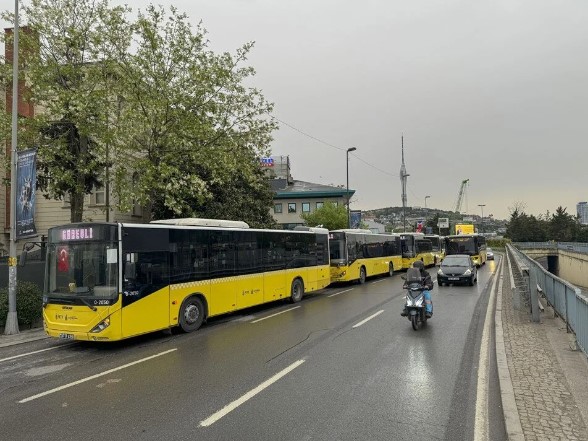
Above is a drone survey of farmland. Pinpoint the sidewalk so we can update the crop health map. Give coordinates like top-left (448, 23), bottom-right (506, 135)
top-left (497, 259), bottom-right (588, 441)
top-left (0, 327), bottom-right (48, 348)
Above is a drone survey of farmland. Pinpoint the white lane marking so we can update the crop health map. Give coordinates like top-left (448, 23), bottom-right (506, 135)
top-left (473, 263), bottom-right (500, 441)
top-left (328, 288), bottom-right (353, 298)
top-left (0, 344), bottom-right (73, 363)
top-left (371, 279), bottom-right (386, 284)
top-left (250, 306), bottom-right (300, 324)
top-left (199, 359), bottom-right (305, 427)
top-left (352, 310), bottom-right (385, 328)
top-left (19, 348), bottom-right (177, 403)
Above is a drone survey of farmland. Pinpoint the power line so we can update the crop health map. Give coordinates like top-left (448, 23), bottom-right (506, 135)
top-left (271, 116), bottom-right (399, 179)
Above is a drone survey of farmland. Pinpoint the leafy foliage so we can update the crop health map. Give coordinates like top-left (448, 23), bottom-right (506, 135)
top-left (301, 202), bottom-right (348, 230)
top-left (0, 0), bottom-right (131, 222)
top-left (0, 281), bottom-right (43, 328)
top-left (1, 1), bottom-right (277, 226)
top-left (108, 5), bottom-right (277, 223)
top-left (506, 205), bottom-right (588, 242)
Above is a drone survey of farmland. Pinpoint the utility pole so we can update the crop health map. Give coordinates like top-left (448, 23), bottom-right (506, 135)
top-left (346, 147), bottom-right (357, 228)
top-left (478, 204), bottom-right (486, 234)
top-left (400, 136), bottom-right (409, 232)
top-left (5, 0), bottom-right (20, 335)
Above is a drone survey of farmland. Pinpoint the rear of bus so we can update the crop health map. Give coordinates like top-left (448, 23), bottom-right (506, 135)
top-left (43, 223), bottom-right (122, 341)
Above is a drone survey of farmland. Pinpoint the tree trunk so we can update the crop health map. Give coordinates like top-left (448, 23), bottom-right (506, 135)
top-left (70, 135), bottom-right (89, 223)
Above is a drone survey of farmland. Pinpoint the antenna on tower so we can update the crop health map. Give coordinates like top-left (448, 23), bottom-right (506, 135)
top-left (400, 135), bottom-right (409, 232)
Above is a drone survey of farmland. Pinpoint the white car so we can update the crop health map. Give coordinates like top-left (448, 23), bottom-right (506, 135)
top-left (487, 248), bottom-right (494, 260)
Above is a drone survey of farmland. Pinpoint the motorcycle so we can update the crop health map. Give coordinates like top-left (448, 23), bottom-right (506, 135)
top-left (402, 267), bottom-right (430, 331)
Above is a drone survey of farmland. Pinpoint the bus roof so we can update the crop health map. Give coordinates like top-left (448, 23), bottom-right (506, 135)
top-left (150, 218), bottom-right (250, 228)
top-left (330, 229), bottom-right (373, 234)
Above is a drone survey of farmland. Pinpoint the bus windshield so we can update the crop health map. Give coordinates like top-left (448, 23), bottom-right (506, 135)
top-left (446, 236), bottom-right (476, 255)
top-left (46, 241), bottom-right (118, 299)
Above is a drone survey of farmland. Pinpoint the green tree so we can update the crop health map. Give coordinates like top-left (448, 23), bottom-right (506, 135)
top-left (301, 202), bottom-right (348, 230)
top-left (548, 206), bottom-right (577, 242)
top-left (0, 0), bottom-right (131, 222)
top-left (109, 5), bottom-right (277, 223)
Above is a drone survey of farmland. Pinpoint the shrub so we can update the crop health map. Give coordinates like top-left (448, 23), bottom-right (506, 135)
top-left (488, 238), bottom-right (511, 250)
top-left (0, 281), bottom-right (43, 328)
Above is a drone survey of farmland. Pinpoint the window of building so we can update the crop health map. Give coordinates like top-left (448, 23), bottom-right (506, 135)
top-left (302, 202), bottom-right (310, 213)
top-left (274, 203), bottom-right (283, 214)
top-left (288, 203), bottom-right (296, 213)
top-left (316, 202), bottom-right (324, 210)
top-left (92, 185), bottom-right (106, 206)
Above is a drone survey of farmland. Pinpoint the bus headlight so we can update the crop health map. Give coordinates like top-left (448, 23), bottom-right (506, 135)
top-left (90, 317), bottom-right (110, 333)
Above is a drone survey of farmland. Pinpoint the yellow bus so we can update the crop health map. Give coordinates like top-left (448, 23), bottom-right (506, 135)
top-left (425, 234), bottom-right (445, 265)
top-left (41, 219), bottom-right (331, 342)
top-left (400, 233), bottom-right (435, 269)
top-left (444, 233), bottom-right (487, 267)
top-left (329, 229), bottom-right (402, 284)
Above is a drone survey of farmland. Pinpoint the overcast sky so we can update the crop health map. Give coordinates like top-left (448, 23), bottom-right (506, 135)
top-left (5, 1), bottom-right (588, 220)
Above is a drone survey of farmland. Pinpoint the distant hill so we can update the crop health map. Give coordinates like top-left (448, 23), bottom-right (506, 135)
top-left (362, 206), bottom-right (507, 234)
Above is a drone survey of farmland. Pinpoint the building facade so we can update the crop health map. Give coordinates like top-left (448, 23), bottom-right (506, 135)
top-left (578, 202), bottom-right (588, 225)
top-left (269, 178), bottom-right (353, 229)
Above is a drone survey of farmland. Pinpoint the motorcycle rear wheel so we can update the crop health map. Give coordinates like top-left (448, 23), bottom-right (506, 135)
top-left (411, 314), bottom-right (418, 331)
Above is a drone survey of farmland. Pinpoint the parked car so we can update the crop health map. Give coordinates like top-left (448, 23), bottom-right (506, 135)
top-left (487, 247), bottom-right (494, 260)
top-left (437, 254), bottom-right (477, 286)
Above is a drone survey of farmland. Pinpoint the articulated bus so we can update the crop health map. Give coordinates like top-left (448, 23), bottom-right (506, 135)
top-left (329, 230), bottom-right (402, 284)
top-left (444, 233), bottom-right (487, 267)
top-left (400, 233), bottom-right (435, 269)
top-left (42, 219), bottom-right (330, 342)
top-left (425, 234), bottom-right (445, 265)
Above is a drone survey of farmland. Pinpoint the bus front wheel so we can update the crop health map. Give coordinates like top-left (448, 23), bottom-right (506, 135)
top-left (388, 263), bottom-right (394, 277)
top-left (290, 279), bottom-right (304, 303)
top-left (358, 267), bottom-right (366, 284)
top-left (179, 296), bottom-right (205, 333)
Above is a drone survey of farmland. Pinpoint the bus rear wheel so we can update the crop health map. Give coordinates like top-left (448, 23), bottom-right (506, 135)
top-left (179, 296), bottom-right (205, 333)
top-left (290, 279), bottom-right (304, 303)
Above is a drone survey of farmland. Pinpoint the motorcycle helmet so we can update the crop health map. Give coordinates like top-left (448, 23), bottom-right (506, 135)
top-left (412, 260), bottom-right (425, 270)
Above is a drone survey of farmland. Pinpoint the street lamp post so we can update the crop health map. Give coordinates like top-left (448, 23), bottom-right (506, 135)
top-left (425, 195), bottom-right (430, 209)
top-left (346, 147), bottom-right (357, 228)
top-left (478, 204), bottom-right (486, 234)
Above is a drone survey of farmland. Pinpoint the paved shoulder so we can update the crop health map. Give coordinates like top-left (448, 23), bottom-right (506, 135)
top-left (501, 276), bottom-right (588, 441)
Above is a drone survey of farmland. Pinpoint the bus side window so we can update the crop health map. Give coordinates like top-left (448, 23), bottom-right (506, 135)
top-left (124, 261), bottom-right (136, 286)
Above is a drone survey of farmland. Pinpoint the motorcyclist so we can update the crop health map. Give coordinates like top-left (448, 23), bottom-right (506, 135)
top-left (401, 260), bottom-right (434, 318)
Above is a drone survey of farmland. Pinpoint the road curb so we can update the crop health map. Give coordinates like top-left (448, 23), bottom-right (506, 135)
top-left (495, 257), bottom-right (525, 441)
top-left (0, 329), bottom-right (48, 348)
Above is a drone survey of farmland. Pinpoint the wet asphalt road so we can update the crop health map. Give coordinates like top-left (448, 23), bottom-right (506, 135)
top-left (0, 260), bottom-right (506, 441)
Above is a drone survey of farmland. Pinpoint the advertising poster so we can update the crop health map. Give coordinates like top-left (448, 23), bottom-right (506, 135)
top-left (16, 148), bottom-right (38, 239)
top-left (350, 210), bottom-right (362, 229)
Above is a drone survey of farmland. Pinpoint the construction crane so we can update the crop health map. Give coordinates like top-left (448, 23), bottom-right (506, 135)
top-left (454, 179), bottom-right (469, 213)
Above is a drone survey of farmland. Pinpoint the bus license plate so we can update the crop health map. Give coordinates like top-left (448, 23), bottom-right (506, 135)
top-left (448, 277), bottom-right (459, 281)
top-left (59, 333), bottom-right (74, 340)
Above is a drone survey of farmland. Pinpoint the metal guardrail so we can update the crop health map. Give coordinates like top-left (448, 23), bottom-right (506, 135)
top-left (507, 244), bottom-right (588, 358)
top-left (514, 241), bottom-right (588, 254)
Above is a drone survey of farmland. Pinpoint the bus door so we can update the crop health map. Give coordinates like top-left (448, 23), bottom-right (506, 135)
top-left (121, 251), bottom-right (170, 338)
top-left (209, 230), bottom-right (238, 314)
top-left (121, 228), bottom-right (170, 338)
top-left (235, 231), bottom-right (263, 309)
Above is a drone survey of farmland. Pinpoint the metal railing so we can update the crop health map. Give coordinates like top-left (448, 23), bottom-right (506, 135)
top-left (507, 244), bottom-right (588, 357)
top-left (514, 241), bottom-right (588, 254)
